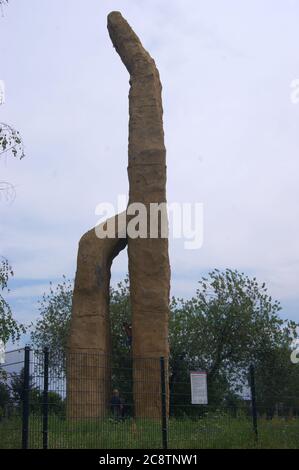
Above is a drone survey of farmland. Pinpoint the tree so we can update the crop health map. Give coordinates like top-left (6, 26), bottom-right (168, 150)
top-left (0, 123), bottom-right (25, 204)
top-left (254, 344), bottom-right (299, 418)
top-left (10, 368), bottom-right (42, 414)
top-left (10, 368), bottom-right (28, 405)
top-left (1, 1), bottom-right (26, 340)
top-left (0, 380), bottom-right (10, 419)
top-left (169, 269), bottom-right (298, 410)
top-left (30, 276), bottom-right (132, 379)
top-left (110, 276), bottom-right (131, 358)
top-left (0, 257), bottom-right (25, 344)
top-left (0, 128), bottom-right (26, 342)
top-left (30, 276), bottom-right (73, 373)
top-left (31, 276), bottom-right (132, 359)
top-left (0, 123), bottom-right (25, 161)
top-left (1, 1), bottom-right (25, 202)
top-left (31, 269), bottom-right (299, 414)
top-left (47, 391), bottom-right (66, 416)
top-left (109, 277), bottom-right (133, 406)
top-left (0, 5), bottom-right (25, 162)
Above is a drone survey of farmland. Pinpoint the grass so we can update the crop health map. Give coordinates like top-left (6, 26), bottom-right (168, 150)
top-left (0, 413), bottom-right (299, 449)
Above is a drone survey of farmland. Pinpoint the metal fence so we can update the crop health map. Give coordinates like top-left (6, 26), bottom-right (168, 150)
top-left (0, 347), bottom-right (298, 449)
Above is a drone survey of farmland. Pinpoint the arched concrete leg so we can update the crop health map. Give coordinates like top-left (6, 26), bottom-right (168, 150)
top-left (67, 214), bottom-right (127, 419)
top-left (108, 12), bottom-right (170, 418)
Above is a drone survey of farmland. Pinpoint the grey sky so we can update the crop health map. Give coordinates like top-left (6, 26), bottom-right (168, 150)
top-left (1, 0), bottom-right (299, 342)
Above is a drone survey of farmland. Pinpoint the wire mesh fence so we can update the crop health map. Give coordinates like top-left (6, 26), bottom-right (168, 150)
top-left (0, 348), bottom-right (24, 449)
top-left (0, 347), bottom-right (299, 449)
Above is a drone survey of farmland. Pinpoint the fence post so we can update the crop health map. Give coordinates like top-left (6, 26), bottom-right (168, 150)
top-left (42, 347), bottom-right (49, 449)
top-left (249, 364), bottom-right (258, 442)
top-left (160, 356), bottom-right (168, 449)
top-left (22, 346), bottom-right (30, 449)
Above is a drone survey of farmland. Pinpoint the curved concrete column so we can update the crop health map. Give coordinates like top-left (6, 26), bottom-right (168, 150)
top-left (67, 12), bottom-right (170, 420)
top-left (67, 214), bottom-right (126, 418)
top-left (108, 12), bottom-right (170, 418)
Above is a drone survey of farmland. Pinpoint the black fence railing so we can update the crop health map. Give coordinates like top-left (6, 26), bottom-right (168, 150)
top-left (0, 347), bottom-right (298, 449)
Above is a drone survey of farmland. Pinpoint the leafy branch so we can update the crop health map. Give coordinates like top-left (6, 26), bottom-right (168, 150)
top-left (0, 257), bottom-right (26, 344)
top-left (0, 123), bottom-right (25, 160)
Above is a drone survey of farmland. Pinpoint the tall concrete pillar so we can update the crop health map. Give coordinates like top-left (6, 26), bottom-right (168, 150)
top-left (108, 11), bottom-right (170, 418)
top-left (67, 12), bottom-right (170, 420)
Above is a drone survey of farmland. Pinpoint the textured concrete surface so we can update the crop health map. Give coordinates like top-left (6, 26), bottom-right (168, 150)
top-left (67, 12), bottom-right (170, 419)
top-left (67, 214), bottom-right (126, 418)
top-left (108, 11), bottom-right (170, 418)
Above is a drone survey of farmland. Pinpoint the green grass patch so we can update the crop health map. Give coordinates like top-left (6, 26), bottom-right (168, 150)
top-left (0, 413), bottom-right (298, 449)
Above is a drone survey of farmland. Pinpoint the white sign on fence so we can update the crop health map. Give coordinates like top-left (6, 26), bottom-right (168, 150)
top-left (190, 371), bottom-right (208, 405)
top-left (0, 340), bottom-right (5, 364)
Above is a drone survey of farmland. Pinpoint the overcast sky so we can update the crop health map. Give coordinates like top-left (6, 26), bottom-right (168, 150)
top-left (1, 0), bottom-right (299, 346)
